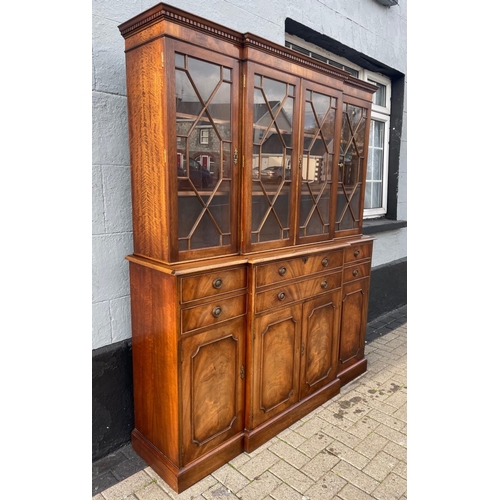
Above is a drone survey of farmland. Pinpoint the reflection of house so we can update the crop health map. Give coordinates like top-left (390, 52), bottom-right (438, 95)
top-left (176, 99), bottom-right (231, 178)
top-left (253, 101), bottom-right (292, 173)
top-left (253, 102), bottom-right (333, 182)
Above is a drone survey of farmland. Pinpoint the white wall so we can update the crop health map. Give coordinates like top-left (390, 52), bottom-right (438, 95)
top-left (92, 0), bottom-right (407, 349)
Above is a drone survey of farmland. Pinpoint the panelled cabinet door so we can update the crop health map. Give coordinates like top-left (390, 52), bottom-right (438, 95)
top-left (335, 97), bottom-right (371, 237)
top-left (168, 41), bottom-right (240, 261)
top-left (250, 305), bottom-right (302, 428)
top-left (297, 81), bottom-right (342, 244)
top-left (300, 290), bottom-right (341, 399)
top-left (339, 278), bottom-right (370, 372)
top-left (242, 64), bottom-right (301, 253)
top-left (180, 317), bottom-right (245, 465)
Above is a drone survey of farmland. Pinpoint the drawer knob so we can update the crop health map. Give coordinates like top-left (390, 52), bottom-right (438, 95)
top-left (212, 306), bottom-right (223, 318)
top-left (278, 266), bottom-right (287, 276)
top-left (302, 256), bottom-right (309, 263)
top-left (212, 278), bottom-right (223, 289)
top-left (353, 269), bottom-right (359, 277)
top-left (278, 292), bottom-right (286, 301)
top-left (354, 250), bottom-right (360, 257)
top-left (321, 280), bottom-right (328, 289)
top-left (322, 258), bottom-right (329, 267)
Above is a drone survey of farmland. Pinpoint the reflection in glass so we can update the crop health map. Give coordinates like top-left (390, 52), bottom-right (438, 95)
top-left (299, 90), bottom-right (336, 238)
top-left (251, 74), bottom-right (294, 244)
top-left (336, 103), bottom-right (367, 231)
top-left (175, 53), bottom-right (233, 252)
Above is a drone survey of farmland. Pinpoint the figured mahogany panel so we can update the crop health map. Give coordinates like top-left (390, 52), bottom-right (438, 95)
top-left (180, 267), bottom-right (247, 303)
top-left (125, 38), bottom-right (169, 262)
top-left (254, 271), bottom-right (342, 313)
top-left (181, 294), bottom-right (247, 333)
top-left (342, 261), bottom-right (371, 283)
top-left (181, 318), bottom-right (245, 464)
top-left (339, 278), bottom-right (369, 369)
top-left (255, 249), bottom-right (343, 287)
top-left (128, 263), bottom-right (180, 465)
top-left (251, 305), bottom-right (301, 428)
top-left (300, 291), bottom-right (341, 398)
top-left (344, 240), bottom-right (373, 263)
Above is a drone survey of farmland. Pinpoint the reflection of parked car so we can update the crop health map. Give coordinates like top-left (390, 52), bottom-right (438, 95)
top-left (252, 167), bottom-right (260, 179)
top-left (178, 158), bottom-right (212, 189)
top-left (261, 166), bottom-right (291, 183)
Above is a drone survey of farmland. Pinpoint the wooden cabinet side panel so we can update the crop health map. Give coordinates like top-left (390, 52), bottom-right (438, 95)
top-left (125, 39), bottom-right (168, 262)
top-left (129, 263), bottom-right (180, 465)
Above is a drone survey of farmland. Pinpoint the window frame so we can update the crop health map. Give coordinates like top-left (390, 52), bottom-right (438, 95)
top-left (284, 34), bottom-right (392, 218)
top-left (199, 127), bottom-right (210, 144)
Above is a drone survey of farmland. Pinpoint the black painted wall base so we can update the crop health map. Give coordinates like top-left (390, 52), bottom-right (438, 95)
top-left (92, 340), bottom-right (134, 462)
top-left (368, 257), bottom-right (407, 322)
top-left (92, 256), bottom-right (407, 462)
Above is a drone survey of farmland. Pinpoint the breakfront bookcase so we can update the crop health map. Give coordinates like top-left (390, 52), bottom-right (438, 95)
top-left (119, 3), bottom-right (377, 492)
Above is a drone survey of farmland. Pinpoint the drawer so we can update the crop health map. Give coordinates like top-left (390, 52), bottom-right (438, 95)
top-left (180, 267), bottom-right (247, 303)
top-left (255, 271), bottom-right (342, 313)
top-left (255, 249), bottom-right (344, 288)
top-left (344, 241), bottom-right (373, 264)
top-left (181, 294), bottom-right (247, 333)
top-left (343, 262), bottom-right (371, 283)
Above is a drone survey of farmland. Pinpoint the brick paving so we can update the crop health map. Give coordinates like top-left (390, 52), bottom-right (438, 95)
top-left (93, 306), bottom-right (407, 500)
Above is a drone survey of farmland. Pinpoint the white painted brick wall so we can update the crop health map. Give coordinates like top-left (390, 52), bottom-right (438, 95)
top-left (92, 0), bottom-right (407, 349)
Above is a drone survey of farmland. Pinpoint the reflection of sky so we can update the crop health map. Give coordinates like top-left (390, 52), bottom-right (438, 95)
top-left (176, 56), bottom-right (230, 104)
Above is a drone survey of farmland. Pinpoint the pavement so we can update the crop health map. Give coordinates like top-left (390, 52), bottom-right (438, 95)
top-left (92, 305), bottom-right (407, 500)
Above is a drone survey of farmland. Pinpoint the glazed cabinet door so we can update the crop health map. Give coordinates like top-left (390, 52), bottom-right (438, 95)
top-left (300, 290), bottom-right (341, 399)
top-left (335, 97), bottom-right (371, 237)
top-left (180, 317), bottom-right (245, 465)
top-left (297, 81), bottom-right (342, 244)
top-left (250, 305), bottom-right (302, 428)
top-left (168, 41), bottom-right (240, 261)
top-left (338, 278), bottom-right (370, 374)
top-left (242, 64), bottom-right (301, 252)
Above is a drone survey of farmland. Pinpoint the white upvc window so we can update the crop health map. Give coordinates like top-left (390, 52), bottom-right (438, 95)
top-left (285, 34), bottom-right (392, 218)
top-left (199, 128), bottom-right (209, 144)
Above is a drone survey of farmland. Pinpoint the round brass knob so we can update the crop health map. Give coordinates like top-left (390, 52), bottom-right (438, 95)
top-left (278, 292), bottom-right (286, 301)
top-left (212, 278), bottom-right (223, 289)
top-left (353, 269), bottom-right (359, 277)
top-left (322, 258), bottom-right (329, 267)
top-left (354, 250), bottom-right (360, 257)
top-left (278, 266), bottom-right (287, 276)
top-left (212, 306), bottom-right (223, 318)
top-left (321, 280), bottom-right (328, 289)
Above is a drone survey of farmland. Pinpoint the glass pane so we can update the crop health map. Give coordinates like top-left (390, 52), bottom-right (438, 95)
top-left (251, 74), bottom-right (294, 244)
top-left (207, 82), bottom-right (231, 141)
top-left (369, 80), bottom-right (386, 107)
top-left (336, 104), bottom-right (366, 232)
top-left (176, 53), bottom-right (234, 253)
top-left (187, 57), bottom-right (221, 102)
top-left (263, 78), bottom-right (287, 103)
top-left (175, 53), bottom-right (185, 68)
top-left (364, 182), bottom-right (373, 209)
top-left (372, 182), bottom-right (382, 208)
top-left (299, 89), bottom-right (335, 238)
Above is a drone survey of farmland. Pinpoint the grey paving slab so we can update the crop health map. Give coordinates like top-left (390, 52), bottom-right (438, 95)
top-left (93, 307), bottom-right (407, 500)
